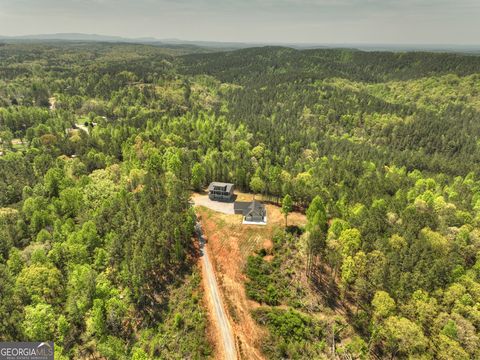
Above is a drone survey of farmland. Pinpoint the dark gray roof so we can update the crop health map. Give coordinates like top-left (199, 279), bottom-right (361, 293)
top-left (234, 201), bottom-right (251, 212)
top-left (234, 200), bottom-right (265, 216)
top-left (208, 182), bottom-right (234, 192)
top-left (248, 200), bottom-right (263, 210)
top-left (246, 200), bottom-right (265, 217)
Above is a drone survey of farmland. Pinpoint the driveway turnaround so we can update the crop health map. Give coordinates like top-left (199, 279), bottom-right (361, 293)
top-left (191, 194), bottom-right (235, 214)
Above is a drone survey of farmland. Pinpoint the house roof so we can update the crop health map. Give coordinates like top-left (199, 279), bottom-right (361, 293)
top-left (234, 200), bottom-right (265, 217)
top-left (208, 182), bottom-right (234, 192)
top-left (234, 201), bottom-right (251, 212)
top-left (246, 200), bottom-right (265, 217)
top-left (247, 200), bottom-right (263, 210)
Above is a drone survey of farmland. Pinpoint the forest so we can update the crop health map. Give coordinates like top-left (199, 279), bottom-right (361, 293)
top-left (1, 41), bottom-right (480, 359)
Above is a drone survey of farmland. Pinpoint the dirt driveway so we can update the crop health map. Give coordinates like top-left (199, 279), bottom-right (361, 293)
top-left (195, 223), bottom-right (237, 360)
top-left (191, 193), bottom-right (235, 214)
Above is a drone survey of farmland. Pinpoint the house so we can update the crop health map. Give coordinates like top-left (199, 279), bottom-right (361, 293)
top-left (234, 200), bottom-right (267, 224)
top-left (208, 182), bottom-right (235, 202)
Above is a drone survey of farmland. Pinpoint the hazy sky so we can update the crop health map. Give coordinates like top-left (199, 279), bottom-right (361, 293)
top-left (0, 0), bottom-right (479, 44)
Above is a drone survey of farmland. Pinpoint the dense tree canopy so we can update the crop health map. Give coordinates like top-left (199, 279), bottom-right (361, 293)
top-left (0, 41), bottom-right (479, 359)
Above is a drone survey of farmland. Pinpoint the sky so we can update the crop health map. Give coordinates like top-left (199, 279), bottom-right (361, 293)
top-left (0, 0), bottom-right (479, 44)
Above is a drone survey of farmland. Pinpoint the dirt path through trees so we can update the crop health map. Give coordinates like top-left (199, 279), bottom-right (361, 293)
top-left (195, 223), bottom-right (237, 360)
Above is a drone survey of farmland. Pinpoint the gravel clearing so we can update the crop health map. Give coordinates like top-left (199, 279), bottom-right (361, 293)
top-left (191, 193), bottom-right (235, 214)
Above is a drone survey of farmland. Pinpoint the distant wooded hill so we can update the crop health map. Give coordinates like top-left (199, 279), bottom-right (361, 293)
top-left (1, 33), bottom-right (479, 53)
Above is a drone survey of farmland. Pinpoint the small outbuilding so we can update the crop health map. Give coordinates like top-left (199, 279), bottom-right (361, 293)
top-left (208, 182), bottom-right (235, 202)
top-left (234, 200), bottom-right (267, 225)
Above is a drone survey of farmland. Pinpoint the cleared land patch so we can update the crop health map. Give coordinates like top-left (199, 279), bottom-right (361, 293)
top-left (195, 193), bottom-right (306, 360)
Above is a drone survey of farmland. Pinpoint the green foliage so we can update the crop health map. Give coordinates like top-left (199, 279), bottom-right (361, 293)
top-left (338, 228), bottom-right (361, 257)
top-left (0, 42), bottom-right (212, 355)
top-left (66, 264), bottom-right (96, 322)
top-left (245, 255), bottom-right (282, 305)
top-left (190, 162), bottom-right (206, 191)
top-left (15, 264), bottom-right (63, 305)
top-left (281, 194), bottom-right (293, 227)
top-left (135, 271), bottom-right (212, 359)
top-left (306, 195), bottom-right (327, 229)
top-left (442, 319), bottom-right (459, 340)
top-left (378, 316), bottom-right (428, 357)
top-left (372, 291), bottom-right (396, 320)
top-left (1, 41), bottom-right (480, 359)
top-left (22, 303), bottom-right (56, 341)
top-left (245, 231), bottom-right (304, 307)
top-left (250, 175), bottom-right (266, 195)
top-left (337, 336), bottom-right (368, 359)
top-left (253, 307), bottom-right (325, 359)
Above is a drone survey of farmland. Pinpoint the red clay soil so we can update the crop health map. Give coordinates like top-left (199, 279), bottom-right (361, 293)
top-left (196, 198), bottom-right (307, 360)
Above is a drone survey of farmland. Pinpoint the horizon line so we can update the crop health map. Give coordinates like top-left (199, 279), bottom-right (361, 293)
top-left (1, 32), bottom-right (480, 48)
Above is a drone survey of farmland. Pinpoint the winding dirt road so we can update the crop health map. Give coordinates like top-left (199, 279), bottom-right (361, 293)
top-left (195, 223), bottom-right (237, 360)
